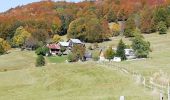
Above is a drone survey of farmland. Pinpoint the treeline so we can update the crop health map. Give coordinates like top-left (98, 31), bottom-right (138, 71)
top-left (0, 0), bottom-right (169, 50)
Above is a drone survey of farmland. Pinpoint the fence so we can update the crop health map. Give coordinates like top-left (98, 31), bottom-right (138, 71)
top-left (96, 61), bottom-right (170, 100)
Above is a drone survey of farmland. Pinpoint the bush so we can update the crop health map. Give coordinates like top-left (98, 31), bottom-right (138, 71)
top-left (67, 53), bottom-right (77, 62)
top-left (104, 47), bottom-right (115, 61)
top-left (111, 23), bottom-right (120, 36)
top-left (0, 45), bottom-right (5, 55)
top-left (157, 21), bottom-right (168, 34)
top-left (124, 28), bottom-right (134, 37)
top-left (36, 55), bottom-right (45, 67)
top-left (35, 46), bottom-right (49, 56)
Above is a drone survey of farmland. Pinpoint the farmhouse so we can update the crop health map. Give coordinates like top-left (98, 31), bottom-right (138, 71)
top-left (47, 39), bottom-right (84, 56)
top-left (58, 42), bottom-right (69, 48)
top-left (47, 43), bottom-right (60, 55)
top-left (68, 39), bottom-right (83, 47)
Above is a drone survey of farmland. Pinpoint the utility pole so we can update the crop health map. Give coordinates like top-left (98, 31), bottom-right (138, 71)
top-left (168, 83), bottom-right (170, 100)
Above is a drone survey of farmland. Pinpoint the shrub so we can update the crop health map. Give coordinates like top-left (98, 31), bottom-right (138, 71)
top-left (157, 21), bottom-right (168, 34)
top-left (104, 47), bottom-right (115, 61)
top-left (36, 55), bottom-right (45, 67)
top-left (35, 46), bottom-right (49, 56)
top-left (0, 45), bottom-right (5, 55)
top-left (67, 53), bottom-right (77, 62)
top-left (124, 28), bottom-right (134, 37)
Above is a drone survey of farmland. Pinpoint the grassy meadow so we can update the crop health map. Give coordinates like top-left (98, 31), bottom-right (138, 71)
top-left (0, 63), bottom-right (158, 100)
top-left (0, 30), bottom-right (170, 100)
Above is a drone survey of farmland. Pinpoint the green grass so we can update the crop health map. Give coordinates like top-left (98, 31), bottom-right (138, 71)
top-left (0, 30), bottom-right (170, 100)
top-left (0, 49), bottom-right (36, 71)
top-left (47, 55), bottom-right (68, 63)
top-left (0, 63), bottom-right (157, 100)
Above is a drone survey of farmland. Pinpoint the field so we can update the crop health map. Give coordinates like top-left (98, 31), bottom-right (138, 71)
top-left (0, 31), bottom-right (170, 100)
top-left (47, 55), bottom-right (68, 63)
top-left (0, 62), bottom-right (158, 100)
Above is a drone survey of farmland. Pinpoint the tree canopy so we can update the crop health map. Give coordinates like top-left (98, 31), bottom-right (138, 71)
top-left (67, 17), bottom-right (111, 43)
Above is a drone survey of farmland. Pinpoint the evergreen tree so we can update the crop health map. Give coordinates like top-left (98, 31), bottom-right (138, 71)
top-left (36, 55), bottom-right (45, 67)
top-left (106, 8), bottom-right (117, 23)
top-left (132, 36), bottom-right (151, 58)
top-left (157, 21), bottom-right (168, 34)
top-left (116, 39), bottom-right (126, 60)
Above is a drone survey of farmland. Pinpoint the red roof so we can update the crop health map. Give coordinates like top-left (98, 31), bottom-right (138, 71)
top-left (47, 44), bottom-right (60, 49)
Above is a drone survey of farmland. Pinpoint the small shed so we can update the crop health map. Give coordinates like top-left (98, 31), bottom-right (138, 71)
top-left (84, 52), bottom-right (92, 61)
top-left (124, 49), bottom-right (136, 59)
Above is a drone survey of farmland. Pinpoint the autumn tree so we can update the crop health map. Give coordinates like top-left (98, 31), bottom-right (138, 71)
top-left (68, 17), bottom-right (111, 43)
top-left (68, 44), bottom-right (86, 62)
top-left (52, 34), bottom-right (61, 43)
top-left (140, 7), bottom-right (156, 33)
top-left (24, 36), bottom-right (38, 50)
top-left (124, 15), bottom-right (136, 37)
top-left (110, 23), bottom-right (120, 36)
top-left (0, 38), bottom-right (11, 54)
top-left (12, 26), bottom-right (31, 47)
top-left (105, 8), bottom-right (117, 22)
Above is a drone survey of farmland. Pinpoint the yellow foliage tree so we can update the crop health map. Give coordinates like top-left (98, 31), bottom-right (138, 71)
top-left (111, 23), bottom-right (120, 36)
top-left (0, 38), bottom-right (11, 53)
top-left (12, 26), bottom-right (31, 47)
top-left (52, 34), bottom-right (61, 43)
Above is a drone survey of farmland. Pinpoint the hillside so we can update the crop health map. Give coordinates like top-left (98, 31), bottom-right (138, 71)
top-left (0, 0), bottom-right (169, 41)
top-left (0, 30), bottom-right (169, 99)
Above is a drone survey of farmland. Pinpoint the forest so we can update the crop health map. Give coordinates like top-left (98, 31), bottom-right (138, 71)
top-left (0, 0), bottom-right (170, 53)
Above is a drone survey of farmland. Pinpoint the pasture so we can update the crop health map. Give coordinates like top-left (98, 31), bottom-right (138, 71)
top-left (0, 63), bottom-right (158, 100)
top-left (0, 30), bottom-right (169, 100)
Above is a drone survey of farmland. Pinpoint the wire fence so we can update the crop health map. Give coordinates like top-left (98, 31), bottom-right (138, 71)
top-left (96, 61), bottom-right (170, 100)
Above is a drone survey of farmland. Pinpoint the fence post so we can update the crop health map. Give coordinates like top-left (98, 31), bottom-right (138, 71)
top-left (120, 96), bottom-right (125, 100)
top-left (160, 93), bottom-right (163, 100)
